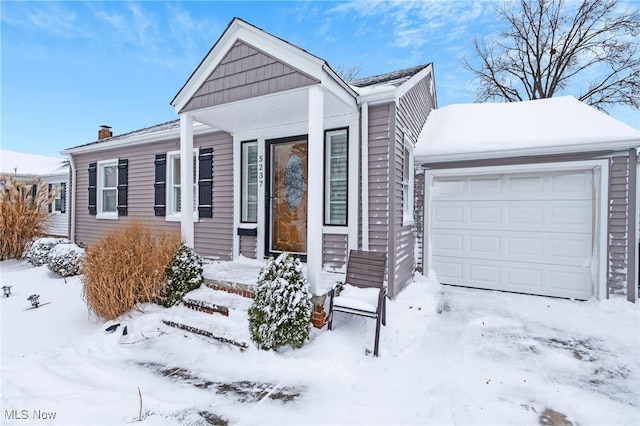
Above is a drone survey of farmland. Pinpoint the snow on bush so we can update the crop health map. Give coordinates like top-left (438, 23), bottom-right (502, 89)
top-left (248, 253), bottom-right (313, 350)
top-left (47, 243), bottom-right (85, 277)
top-left (26, 237), bottom-right (69, 267)
top-left (159, 244), bottom-right (204, 307)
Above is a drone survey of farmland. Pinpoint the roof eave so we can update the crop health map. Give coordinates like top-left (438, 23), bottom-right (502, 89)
top-left (416, 138), bottom-right (640, 164)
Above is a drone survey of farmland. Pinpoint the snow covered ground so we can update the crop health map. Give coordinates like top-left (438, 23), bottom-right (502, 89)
top-left (1, 259), bottom-right (638, 425)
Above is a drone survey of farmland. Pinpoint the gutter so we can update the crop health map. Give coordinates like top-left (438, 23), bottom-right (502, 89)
top-left (68, 155), bottom-right (77, 242)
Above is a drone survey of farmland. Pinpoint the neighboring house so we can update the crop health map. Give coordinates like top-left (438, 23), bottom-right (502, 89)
top-left (61, 18), bottom-right (437, 300)
top-left (415, 96), bottom-right (640, 302)
top-left (0, 150), bottom-right (70, 237)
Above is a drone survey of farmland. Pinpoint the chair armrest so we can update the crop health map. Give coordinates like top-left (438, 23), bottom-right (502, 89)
top-left (377, 287), bottom-right (387, 305)
top-left (332, 281), bottom-right (344, 297)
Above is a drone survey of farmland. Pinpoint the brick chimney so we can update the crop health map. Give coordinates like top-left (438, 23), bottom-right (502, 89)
top-left (98, 125), bottom-right (113, 140)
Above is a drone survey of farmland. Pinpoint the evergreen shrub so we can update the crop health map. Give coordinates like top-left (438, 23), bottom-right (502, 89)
top-left (27, 237), bottom-right (69, 266)
top-left (248, 253), bottom-right (313, 350)
top-left (159, 243), bottom-right (204, 307)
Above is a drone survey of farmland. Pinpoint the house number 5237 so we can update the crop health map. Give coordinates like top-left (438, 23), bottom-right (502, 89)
top-left (258, 155), bottom-right (264, 187)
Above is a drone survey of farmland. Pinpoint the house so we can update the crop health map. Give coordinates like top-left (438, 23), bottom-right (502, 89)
top-left (0, 150), bottom-right (70, 237)
top-left (414, 96), bottom-right (640, 302)
top-left (61, 18), bottom-right (437, 304)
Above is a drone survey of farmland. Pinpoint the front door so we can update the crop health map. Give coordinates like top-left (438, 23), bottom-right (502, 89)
top-left (268, 138), bottom-right (308, 255)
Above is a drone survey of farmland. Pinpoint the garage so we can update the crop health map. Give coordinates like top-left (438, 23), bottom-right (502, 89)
top-left (429, 169), bottom-right (594, 300)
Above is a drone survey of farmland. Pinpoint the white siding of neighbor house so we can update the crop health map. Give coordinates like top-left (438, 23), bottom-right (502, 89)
top-left (43, 175), bottom-right (70, 237)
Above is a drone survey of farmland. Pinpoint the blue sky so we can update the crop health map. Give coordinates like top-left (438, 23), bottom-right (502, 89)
top-left (2, 0), bottom-right (638, 157)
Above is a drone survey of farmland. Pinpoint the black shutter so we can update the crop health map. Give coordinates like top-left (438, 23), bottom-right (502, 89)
top-left (88, 163), bottom-right (97, 215)
top-left (117, 159), bottom-right (128, 216)
top-left (154, 154), bottom-right (166, 216)
top-left (48, 183), bottom-right (53, 213)
top-left (198, 148), bottom-right (213, 218)
top-left (60, 182), bottom-right (66, 214)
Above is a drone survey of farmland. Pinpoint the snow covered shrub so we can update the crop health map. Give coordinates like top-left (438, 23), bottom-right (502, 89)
top-left (0, 175), bottom-right (56, 260)
top-left (26, 237), bottom-right (69, 267)
top-left (82, 221), bottom-right (180, 320)
top-left (47, 243), bottom-right (85, 277)
top-left (248, 253), bottom-right (313, 350)
top-left (159, 243), bottom-right (204, 307)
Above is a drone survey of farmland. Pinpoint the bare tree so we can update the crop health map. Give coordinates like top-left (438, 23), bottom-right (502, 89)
top-left (464, 0), bottom-right (640, 111)
top-left (335, 63), bottom-right (363, 83)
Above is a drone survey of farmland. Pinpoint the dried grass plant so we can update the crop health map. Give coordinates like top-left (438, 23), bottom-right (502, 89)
top-left (0, 174), bottom-right (56, 260)
top-left (81, 220), bottom-right (180, 320)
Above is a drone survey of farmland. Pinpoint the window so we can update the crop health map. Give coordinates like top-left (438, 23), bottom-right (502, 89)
top-left (402, 135), bottom-right (414, 225)
top-left (324, 129), bottom-right (348, 225)
top-left (98, 159), bottom-right (118, 218)
top-left (167, 150), bottom-right (198, 219)
top-left (241, 141), bottom-right (258, 223)
top-left (49, 182), bottom-right (66, 213)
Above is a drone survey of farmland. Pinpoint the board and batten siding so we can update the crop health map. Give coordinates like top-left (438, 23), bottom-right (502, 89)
top-left (181, 40), bottom-right (319, 113)
top-left (72, 130), bottom-right (235, 260)
top-left (392, 72), bottom-right (436, 295)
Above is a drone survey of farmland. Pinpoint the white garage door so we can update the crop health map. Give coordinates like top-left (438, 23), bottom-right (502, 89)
top-left (431, 170), bottom-right (594, 300)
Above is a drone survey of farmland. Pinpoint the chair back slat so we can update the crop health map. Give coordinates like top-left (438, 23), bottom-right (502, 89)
top-left (345, 250), bottom-right (386, 289)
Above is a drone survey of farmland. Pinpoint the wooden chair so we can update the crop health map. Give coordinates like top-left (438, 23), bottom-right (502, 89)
top-left (328, 250), bottom-right (387, 356)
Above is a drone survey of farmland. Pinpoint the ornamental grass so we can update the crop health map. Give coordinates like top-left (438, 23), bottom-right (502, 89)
top-left (0, 174), bottom-right (56, 260)
top-left (81, 220), bottom-right (180, 320)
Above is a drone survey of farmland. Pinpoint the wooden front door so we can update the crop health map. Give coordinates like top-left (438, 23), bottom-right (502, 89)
top-left (269, 138), bottom-right (308, 254)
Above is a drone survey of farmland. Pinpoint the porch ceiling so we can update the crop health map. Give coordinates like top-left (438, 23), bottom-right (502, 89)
top-left (188, 86), bottom-right (356, 135)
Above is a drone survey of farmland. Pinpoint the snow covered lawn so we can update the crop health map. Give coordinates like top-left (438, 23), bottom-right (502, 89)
top-left (1, 259), bottom-right (638, 425)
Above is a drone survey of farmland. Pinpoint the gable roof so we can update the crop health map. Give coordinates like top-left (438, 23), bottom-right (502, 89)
top-left (415, 96), bottom-right (640, 163)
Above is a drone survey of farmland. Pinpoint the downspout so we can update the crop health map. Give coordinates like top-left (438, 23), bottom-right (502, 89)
top-left (69, 155), bottom-right (77, 242)
top-left (361, 102), bottom-right (369, 251)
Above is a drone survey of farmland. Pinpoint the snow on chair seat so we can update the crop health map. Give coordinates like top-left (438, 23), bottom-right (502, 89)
top-left (328, 250), bottom-right (387, 357)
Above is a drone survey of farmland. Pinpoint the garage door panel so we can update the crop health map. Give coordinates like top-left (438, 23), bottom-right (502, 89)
top-left (430, 169), bottom-right (594, 300)
top-left (432, 229), bottom-right (591, 266)
top-left (433, 256), bottom-right (592, 299)
top-left (433, 200), bottom-right (591, 233)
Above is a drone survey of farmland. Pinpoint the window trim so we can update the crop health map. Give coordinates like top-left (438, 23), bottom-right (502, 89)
top-left (323, 127), bottom-right (349, 226)
top-left (165, 149), bottom-right (199, 222)
top-left (402, 135), bottom-right (415, 226)
top-left (50, 182), bottom-right (66, 214)
top-left (97, 159), bottom-right (118, 220)
top-left (241, 140), bottom-right (258, 223)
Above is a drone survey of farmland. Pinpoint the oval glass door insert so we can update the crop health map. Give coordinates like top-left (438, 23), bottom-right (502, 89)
top-left (284, 154), bottom-right (303, 210)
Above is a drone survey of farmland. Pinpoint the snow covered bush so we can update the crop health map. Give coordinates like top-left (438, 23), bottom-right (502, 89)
top-left (26, 237), bottom-right (69, 267)
top-left (248, 253), bottom-right (313, 350)
top-left (47, 243), bottom-right (85, 277)
top-left (159, 244), bottom-right (204, 307)
top-left (82, 221), bottom-right (180, 320)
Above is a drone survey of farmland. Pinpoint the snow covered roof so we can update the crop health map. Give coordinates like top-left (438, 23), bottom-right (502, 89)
top-left (415, 96), bottom-right (640, 163)
top-left (349, 64), bottom-right (430, 89)
top-left (0, 150), bottom-right (68, 176)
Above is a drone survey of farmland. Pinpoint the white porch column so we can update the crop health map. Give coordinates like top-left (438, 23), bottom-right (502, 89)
top-left (180, 113), bottom-right (195, 248)
top-left (307, 85), bottom-right (324, 295)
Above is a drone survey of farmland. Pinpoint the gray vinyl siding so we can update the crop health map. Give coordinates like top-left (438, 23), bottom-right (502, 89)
top-left (367, 104), bottom-right (392, 258)
top-left (72, 139), bottom-right (181, 246)
top-left (181, 40), bottom-right (319, 113)
top-left (322, 233), bottom-right (348, 270)
top-left (239, 234), bottom-right (257, 259)
top-left (193, 131), bottom-right (234, 260)
top-left (607, 153), bottom-right (636, 299)
top-left (72, 130), bottom-right (234, 261)
top-left (392, 71), bottom-right (436, 295)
